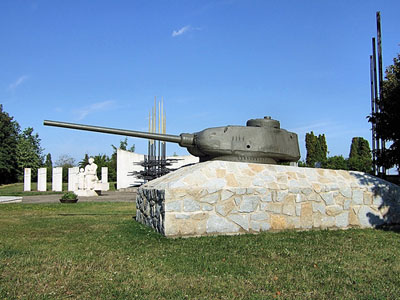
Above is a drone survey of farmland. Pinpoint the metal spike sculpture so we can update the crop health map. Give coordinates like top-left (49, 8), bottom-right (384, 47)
top-left (132, 97), bottom-right (179, 182)
top-left (369, 11), bottom-right (385, 176)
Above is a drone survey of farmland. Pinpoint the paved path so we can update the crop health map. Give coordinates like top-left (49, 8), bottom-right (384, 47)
top-left (0, 196), bottom-right (22, 204)
top-left (21, 190), bottom-right (137, 204)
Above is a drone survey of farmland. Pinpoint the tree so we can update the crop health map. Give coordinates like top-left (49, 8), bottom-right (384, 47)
top-left (305, 131), bottom-right (328, 167)
top-left (92, 154), bottom-right (111, 178)
top-left (79, 154), bottom-right (89, 169)
top-left (0, 105), bottom-right (19, 184)
top-left (16, 127), bottom-right (44, 181)
top-left (322, 155), bottom-right (348, 171)
top-left (348, 137), bottom-right (372, 173)
top-left (369, 53), bottom-right (400, 172)
top-left (44, 153), bottom-right (53, 182)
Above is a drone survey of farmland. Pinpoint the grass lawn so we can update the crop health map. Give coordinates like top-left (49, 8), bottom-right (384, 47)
top-left (0, 182), bottom-right (117, 196)
top-left (0, 202), bottom-right (399, 299)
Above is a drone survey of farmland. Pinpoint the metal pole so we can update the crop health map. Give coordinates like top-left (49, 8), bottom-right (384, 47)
top-left (370, 55), bottom-right (376, 175)
top-left (376, 11), bottom-right (386, 175)
top-left (372, 37), bottom-right (380, 174)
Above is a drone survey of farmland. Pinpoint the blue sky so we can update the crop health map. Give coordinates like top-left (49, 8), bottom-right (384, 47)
top-left (1, 0), bottom-right (400, 164)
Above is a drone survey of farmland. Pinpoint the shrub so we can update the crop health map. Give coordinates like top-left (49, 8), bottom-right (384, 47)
top-left (61, 192), bottom-right (78, 200)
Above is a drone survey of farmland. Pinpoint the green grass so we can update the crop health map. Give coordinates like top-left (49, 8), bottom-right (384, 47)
top-left (0, 182), bottom-right (117, 196)
top-left (0, 202), bottom-right (399, 299)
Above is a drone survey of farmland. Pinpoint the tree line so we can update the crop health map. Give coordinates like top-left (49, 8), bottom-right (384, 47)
top-left (0, 105), bottom-right (43, 184)
top-left (0, 104), bottom-right (134, 185)
top-left (303, 132), bottom-right (372, 173)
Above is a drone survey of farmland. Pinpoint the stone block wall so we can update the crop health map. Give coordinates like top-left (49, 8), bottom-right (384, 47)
top-left (136, 161), bottom-right (400, 237)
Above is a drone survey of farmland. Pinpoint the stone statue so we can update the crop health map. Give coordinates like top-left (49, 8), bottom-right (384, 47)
top-left (73, 158), bottom-right (109, 196)
top-left (84, 157), bottom-right (99, 190)
top-left (77, 168), bottom-right (85, 190)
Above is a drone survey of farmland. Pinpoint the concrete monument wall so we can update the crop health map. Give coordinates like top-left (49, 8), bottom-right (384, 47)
top-left (136, 161), bottom-right (400, 237)
top-left (52, 167), bottom-right (63, 192)
top-left (117, 149), bottom-right (199, 189)
top-left (24, 168), bottom-right (31, 191)
top-left (117, 150), bottom-right (145, 189)
top-left (37, 168), bottom-right (47, 192)
top-left (68, 167), bottom-right (79, 191)
top-left (101, 167), bottom-right (108, 183)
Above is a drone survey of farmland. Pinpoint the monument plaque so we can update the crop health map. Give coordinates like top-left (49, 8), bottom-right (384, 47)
top-left (24, 168), bottom-right (31, 191)
top-left (68, 167), bottom-right (79, 191)
top-left (52, 167), bottom-right (63, 192)
top-left (37, 168), bottom-right (47, 191)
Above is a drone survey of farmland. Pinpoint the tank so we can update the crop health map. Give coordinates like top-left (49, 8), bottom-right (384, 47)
top-left (43, 116), bottom-right (300, 164)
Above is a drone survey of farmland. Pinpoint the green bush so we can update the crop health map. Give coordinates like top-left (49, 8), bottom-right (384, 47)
top-left (60, 192), bottom-right (78, 200)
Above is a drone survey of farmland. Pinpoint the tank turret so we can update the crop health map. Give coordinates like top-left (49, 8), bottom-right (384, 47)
top-left (43, 116), bottom-right (300, 164)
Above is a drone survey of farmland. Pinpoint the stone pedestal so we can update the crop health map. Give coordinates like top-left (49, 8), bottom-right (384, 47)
top-left (136, 161), bottom-right (400, 238)
top-left (75, 189), bottom-right (99, 197)
top-left (52, 167), bottom-right (63, 192)
top-left (68, 167), bottom-right (79, 191)
top-left (24, 168), bottom-right (31, 191)
top-left (37, 168), bottom-right (47, 192)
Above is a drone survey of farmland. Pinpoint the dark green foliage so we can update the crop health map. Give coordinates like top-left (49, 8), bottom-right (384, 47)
top-left (60, 191), bottom-right (78, 200)
top-left (369, 53), bottom-right (400, 172)
top-left (79, 153), bottom-right (89, 169)
top-left (92, 154), bottom-right (111, 178)
top-left (111, 137), bottom-right (135, 153)
top-left (322, 155), bottom-right (349, 170)
top-left (348, 137), bottom-right (372, 173)
top-left (44, 153), bottom-right (53, 182)
top-left (0, 105), bottom-right (19, 184)
top-left (305, 133), bottom-right (372, 172)
top-left (305, 131), bottom-right (327, 167)
top-left (297, 160), bottom-right (307, 167)
top-left (15, 127), bottom-right (44, 181)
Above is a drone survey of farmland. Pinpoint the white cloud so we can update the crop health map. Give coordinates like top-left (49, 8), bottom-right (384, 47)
top-left (74, 100), bottom-right (115, 120)
top-left (172, 25), bottom-right (191, 37)
top-left (9, 75), bottom-right (29, 90)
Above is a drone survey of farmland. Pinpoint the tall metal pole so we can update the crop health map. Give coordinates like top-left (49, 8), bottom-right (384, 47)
top-left (369, 55), bottom-right (376, 175)
top-left (376, 11), bottom-right (385, 175)
top-left (372, 37), bottom-right (379, 167)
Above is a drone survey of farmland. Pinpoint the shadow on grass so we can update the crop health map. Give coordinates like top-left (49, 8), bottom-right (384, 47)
top-left (351, 172), bottom-right (400, 233)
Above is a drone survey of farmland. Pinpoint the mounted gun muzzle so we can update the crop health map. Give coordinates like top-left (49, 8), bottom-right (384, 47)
top-left (44, 116), bottom-right (300, 164)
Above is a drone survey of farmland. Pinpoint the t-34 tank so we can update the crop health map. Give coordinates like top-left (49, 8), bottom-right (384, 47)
top-left (43, 116), bottom-right (300, 164)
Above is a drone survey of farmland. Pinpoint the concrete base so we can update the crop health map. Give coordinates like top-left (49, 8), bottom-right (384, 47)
top-left (95, 182), bottom-right (109, 191)
top-left (74, 182), bottom-right (109, 197)
top-left (75, 190), bottom-right (99, 197)
top-left (0, 196), bottom-right (23, 204)
top-left (136, 161), bottom-right (400, 238)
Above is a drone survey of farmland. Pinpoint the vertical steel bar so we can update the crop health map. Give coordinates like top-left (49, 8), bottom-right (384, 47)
top-left (376, 11), bottom-right (386, 175)
top-left (372, 37), bottom-right (380, 174)
top-left (370, 55), bottom-right (376, 175)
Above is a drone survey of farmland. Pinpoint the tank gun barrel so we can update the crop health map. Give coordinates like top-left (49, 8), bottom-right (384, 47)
top-left (43, 120), bottom-right (189, 144)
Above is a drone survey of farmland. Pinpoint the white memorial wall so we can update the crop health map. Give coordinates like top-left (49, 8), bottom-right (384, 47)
top-left (68, 167), bottom-right (79, 191)
top-left (37, 168), bottom-right (47, 191)
top-left (52, 167), bottom-right (63, 192)
top-left (117, 149), bottom-right (199, 189)
top-left (24, 168), bottom-right (31, 191)
top-left (101, 167), bottom-right (108, 183)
